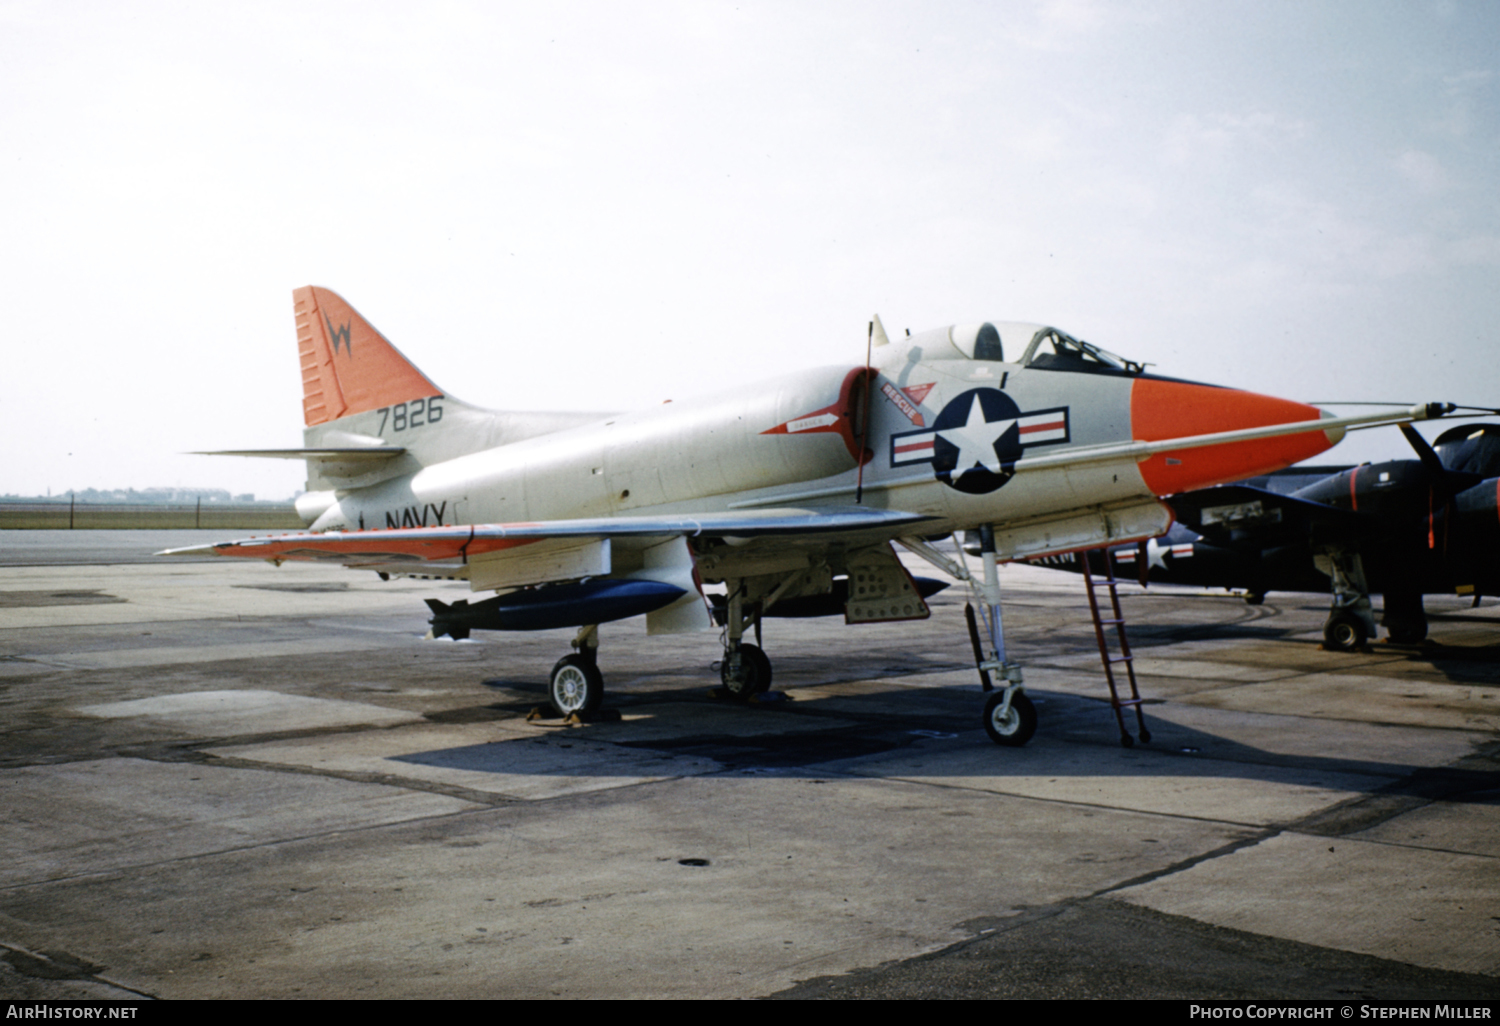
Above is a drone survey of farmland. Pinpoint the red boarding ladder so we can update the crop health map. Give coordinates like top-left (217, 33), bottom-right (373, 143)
top-left (1079, 546), bottom-right (1151, 748)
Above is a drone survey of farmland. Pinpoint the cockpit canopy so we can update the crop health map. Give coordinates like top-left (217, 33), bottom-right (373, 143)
top-left (947, 321), bottom-right (1147, 375)
top-left (1434, 423), bottom-right (1500, 478)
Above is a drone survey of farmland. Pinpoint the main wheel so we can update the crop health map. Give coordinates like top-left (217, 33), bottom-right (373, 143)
top-left (1323, 612), bottom-right (1368, 652)
top-left (983, 690), bottom-right (1036, 747)
top-left (549, 654), bottom-right (604, 716)
top-left (720, 643), bottom-right (772, 698)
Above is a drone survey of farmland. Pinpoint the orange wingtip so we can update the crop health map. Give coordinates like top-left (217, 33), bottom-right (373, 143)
top-left (295, 286), bottom-right (442, 426)
top-left (222, 533), bottom-right (543, 563)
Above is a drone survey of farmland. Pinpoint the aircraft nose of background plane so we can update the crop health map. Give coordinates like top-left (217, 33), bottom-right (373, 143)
top-left (1130, 378), bottom-right (1342, 494)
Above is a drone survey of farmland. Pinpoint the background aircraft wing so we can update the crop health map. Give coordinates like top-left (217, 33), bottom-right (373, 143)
top-left (1167, 484), bottom-right (1378, 548)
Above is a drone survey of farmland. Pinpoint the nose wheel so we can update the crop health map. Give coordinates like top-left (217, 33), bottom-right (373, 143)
top-left (983, 689), bottom-right (1036, 747)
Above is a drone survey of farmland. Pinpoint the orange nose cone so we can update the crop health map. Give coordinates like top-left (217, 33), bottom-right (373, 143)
top-left (1131, 378), bottom-right (1337, 495)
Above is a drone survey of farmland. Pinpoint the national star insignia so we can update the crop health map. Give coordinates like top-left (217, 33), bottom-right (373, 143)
top-left (937, 395), bottom-right (1015, 480)
top-left (1145, 537), bottom-right (1169, 570)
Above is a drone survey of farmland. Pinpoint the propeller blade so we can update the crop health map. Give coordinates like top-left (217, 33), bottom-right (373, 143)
top-left (1398, 423), bottom-right (1446, 476)
top-left (1399, 423), bottom-right (1485, 501)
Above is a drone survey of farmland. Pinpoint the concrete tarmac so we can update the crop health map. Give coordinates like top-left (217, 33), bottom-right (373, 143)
top-left (1, 532), bottom-right (1497, 999)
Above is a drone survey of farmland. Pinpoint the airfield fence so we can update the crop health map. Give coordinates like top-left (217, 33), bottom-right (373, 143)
top-left (0, 501), bottom-right (302, 530)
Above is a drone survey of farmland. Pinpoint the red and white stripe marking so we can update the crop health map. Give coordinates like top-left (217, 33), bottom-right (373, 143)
top-left (891, 432), bottom-right (936, 465)
top-left (1017, 411), bottom-right (1068, 443)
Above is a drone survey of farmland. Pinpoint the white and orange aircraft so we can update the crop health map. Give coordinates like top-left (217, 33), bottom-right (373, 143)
top-left (166, 286), bottom-right (1454, 745)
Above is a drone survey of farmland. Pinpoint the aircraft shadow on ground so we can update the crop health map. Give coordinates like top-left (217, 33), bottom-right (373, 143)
top-left (390, 680), bottom-right (1500, 804)
top-left (1421, 646), bottom-right (1500, 684)
top-left (1123, 623), bottom-right (1298, 644)
top-left (1096, 601), bottom-right (1500, 682)
top-left (1127, 629), bottom-right (1500, 682)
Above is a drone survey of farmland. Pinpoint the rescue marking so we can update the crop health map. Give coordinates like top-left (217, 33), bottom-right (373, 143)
top-left (880, 382), bottom-right (925, 426)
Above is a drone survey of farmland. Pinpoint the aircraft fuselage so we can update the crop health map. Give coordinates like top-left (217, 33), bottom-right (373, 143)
top-left (300, 323), bottom-right (1338, 582)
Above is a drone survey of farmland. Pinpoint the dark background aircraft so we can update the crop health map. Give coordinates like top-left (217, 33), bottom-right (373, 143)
top-left (1027, 423), bottom-right (1500, 651)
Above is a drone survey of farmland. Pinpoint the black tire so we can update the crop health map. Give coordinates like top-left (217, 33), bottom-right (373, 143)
top-left (720, 643), bottom-right (772, 698)
top-left (1323, 613), bottom-right (1367, 652)
top-left (1244, 591), bottom-right (1266, 606)
top-left (747, 645), bottom-right (772, 693)
top-left (1385, 622), bottom-right (1428, 645)
top-left (983, 690), bottom-right (1037, 747)
top-left (549, 654), bottom-right (604, 716)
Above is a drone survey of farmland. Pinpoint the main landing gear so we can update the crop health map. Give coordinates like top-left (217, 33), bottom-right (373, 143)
top-left (546, 625), bottom-right (605, 718)
top-left (1313, 549), bottom-right (1428, 650)
top-left (537, 576), bottom-right (787, 721)
top-left (1381, 585), bottom-right (1429, 646)
top-left (719, 582), bottom-right (773, 699)
top-left (538, 584), bottom-right (780, 721)
top-left (721, 643), bottom-right (772, 697)
top-left (1314, 549), bottom-right (1378, 652)
top-left (534, 537), bottom-right (1036, 745)
top-left (1322, 609), bottom-right (1368, 651)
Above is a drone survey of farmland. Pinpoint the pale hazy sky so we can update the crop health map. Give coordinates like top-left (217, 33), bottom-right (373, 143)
top-left (3, 0), bottom-right (1496, 499)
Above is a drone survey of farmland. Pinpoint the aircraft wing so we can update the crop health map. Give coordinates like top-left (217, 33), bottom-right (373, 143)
top-left (1167, 484), bottom-right (1378, 548)
top-left (159, 506), bottom-right (938, 597)
top-left (158, 506), bottom-right (936, 566)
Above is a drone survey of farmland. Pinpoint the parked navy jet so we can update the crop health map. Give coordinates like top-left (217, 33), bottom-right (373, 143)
top-left (1030, 424), bottom-right (1500, 650)
top-left (165, 287), bottom-right (1458, 744)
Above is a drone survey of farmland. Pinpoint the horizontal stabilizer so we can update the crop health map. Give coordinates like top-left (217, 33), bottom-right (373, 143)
top-left (193, 448), bottom-right (406, 461)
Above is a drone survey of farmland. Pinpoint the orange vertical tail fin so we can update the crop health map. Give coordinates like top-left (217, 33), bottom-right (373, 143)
top-left (295, 286), bottom-right (442, 427)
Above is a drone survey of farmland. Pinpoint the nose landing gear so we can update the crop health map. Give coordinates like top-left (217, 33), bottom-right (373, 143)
top-left (983, 688), bottom-right (1036, 747)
